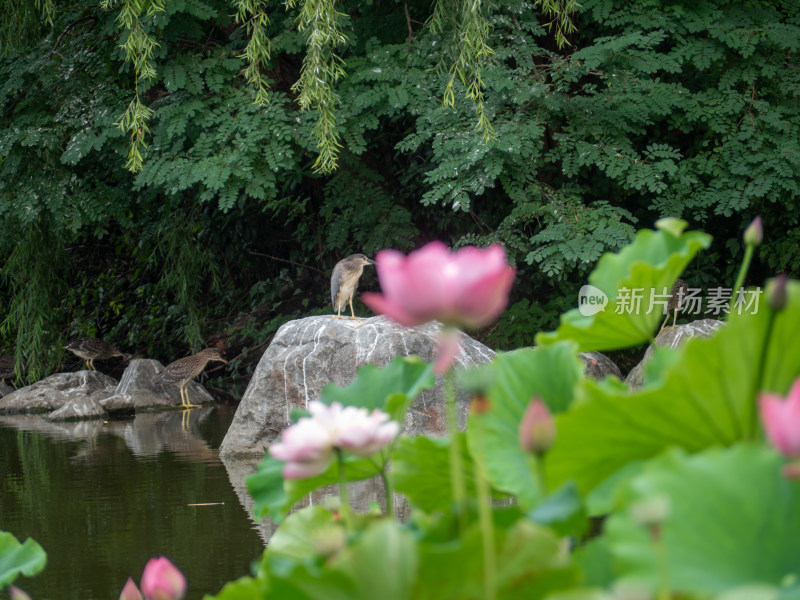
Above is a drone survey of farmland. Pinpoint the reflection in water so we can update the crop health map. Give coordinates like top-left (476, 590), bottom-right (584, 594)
top-left (0, 407), bottom-right (265, 600)
top-left (0, 406), bottom-right (408, 599)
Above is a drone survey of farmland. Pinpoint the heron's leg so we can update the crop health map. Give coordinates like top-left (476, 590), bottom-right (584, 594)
top-left (183, 384), bottom-right (200, 408)
top-left (348, 297), bottom-right (357, 319)
top-left (658, 312), bottom-right (670, 334)
top-left (89, 359), bottom-right (96, 371)
top-left (335, 303), bottom-right (344, 320)
top-left (672, 308), bottom-right (678, 328)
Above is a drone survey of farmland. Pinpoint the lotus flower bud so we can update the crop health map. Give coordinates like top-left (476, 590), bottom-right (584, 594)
top-left (767, 274), bottom-right (788, 312)
top-left (9, 587), bottom-right (33, 600)
top-left (743, 215), bottom-right (763, 246)
top-left (140, 557), bottom-right (187, 600)
top-left (120, 578), bottom-right (144, 600)
top-left (759, 377), bottom-right (800, 463)
top-left (518, 398), bottom-right (556, 455)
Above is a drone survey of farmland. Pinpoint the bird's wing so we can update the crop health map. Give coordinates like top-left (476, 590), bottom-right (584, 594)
top-left (331, 263), bottom-right (342, 308)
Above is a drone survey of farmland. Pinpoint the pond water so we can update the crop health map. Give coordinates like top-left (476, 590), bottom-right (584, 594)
top-left (0, 406), bottom-right (268, 600)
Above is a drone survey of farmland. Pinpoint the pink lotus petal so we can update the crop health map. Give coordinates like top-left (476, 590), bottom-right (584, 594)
top-left (362, 292), bottom-right (427, 327)
top-left (366, 241), bottom-right (515, 331)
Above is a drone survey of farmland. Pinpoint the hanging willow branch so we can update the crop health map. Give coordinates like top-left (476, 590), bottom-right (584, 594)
top-left (101, 0), bottom-right (164, 173)
top-left (286, 0), bottom-right (347, 174)
top-left (534, 0), bottom-right (578, 49)
top-left (430, 0), bottom-right (496, 142)
top-left (233, 0), bottom-right (272, 106)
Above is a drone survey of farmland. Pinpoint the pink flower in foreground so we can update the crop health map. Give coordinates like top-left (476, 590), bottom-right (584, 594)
top-left (120, 578), bottom-right (144, 600)
top-left (269, 401), bottom-right (400, 479)
top-left (519, 398), bottom-right (556, 455)
top-left (141, 557), bottom-right (186, 600)
top-left (8, 587), bottom-right (33, 600)
top-left (362, 241), bottom-right (516, 329)
top-left (759, 377), bottom-right (800, 460)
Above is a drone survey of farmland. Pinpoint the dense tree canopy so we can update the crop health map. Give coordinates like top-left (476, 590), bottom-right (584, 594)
top-left (1, 0), bottom-right (797, 383)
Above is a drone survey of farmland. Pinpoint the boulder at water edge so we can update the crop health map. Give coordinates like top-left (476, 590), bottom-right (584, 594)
top-left (0, 371), bottom-right (117, 415)
top-left (626, 319), bottom-right (725, 389)
top-left (219, 315), bottom-right (496, 458)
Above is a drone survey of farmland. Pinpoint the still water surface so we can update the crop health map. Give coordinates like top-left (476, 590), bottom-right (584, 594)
top-left (0, 406), bottom-right (267, 600)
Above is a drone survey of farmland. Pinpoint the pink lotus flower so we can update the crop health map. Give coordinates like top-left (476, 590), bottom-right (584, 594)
top-left (120, 578), bottom-right (144, 600)
top-left (519, 398), bottom-right (556, 455)
top-left (362, 241), bottom-right (515, 329)
top-left (269, 401), bottom-right (400, 479)
top-left (759, 377), bottom-right (800, 460)
top-left (141, 557), bottom-right (186, 600)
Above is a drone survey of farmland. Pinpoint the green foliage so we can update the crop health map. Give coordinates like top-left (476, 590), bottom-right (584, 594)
top-left (2, 0), bottom-right (800, 380)
top-left (0, 531), bottom-right (46, 589)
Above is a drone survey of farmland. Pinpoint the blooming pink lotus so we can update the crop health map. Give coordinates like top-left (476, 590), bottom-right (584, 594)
top-left (140, 557), bottom-right (187, 600)
top-left (362, 241), bottom-right (516, 329)
top-left (759, 377), bottom-right (800, 460)
top-left (269, 401), bottom-right (400, 479)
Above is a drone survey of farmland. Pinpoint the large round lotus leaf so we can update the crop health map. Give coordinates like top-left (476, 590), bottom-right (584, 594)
top-left (604, 445), bottom-right (800, 597)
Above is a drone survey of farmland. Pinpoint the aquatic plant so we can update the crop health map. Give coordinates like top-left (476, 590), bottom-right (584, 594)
top-left (231, 220), bottom-right (800, 600)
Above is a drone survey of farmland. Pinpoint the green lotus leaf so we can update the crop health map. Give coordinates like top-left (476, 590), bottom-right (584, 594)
top-left (536, 222), bottom-right (711, 351)
top-left (466, 343), bottom-right (583, 510)
top-left (546, 280), bottom-right (800, 502)
top-left (604, 445), bottom-right (800, 597)
top-left (0, 531), bottom-right (46, 588)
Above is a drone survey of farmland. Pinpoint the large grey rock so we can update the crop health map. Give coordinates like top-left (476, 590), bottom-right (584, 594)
top-left (46, 396), bottom-right (107, 421)
top-left (579, 351), bottom-right (623, 380)
top-left (626, 319), bottom-right (725, 390)
top-left (0, 371), bottom-right (117, 414)
top-left (100, 358), bottom-right (214, 413)
top-left (220, 315), bottom-right (496, 458)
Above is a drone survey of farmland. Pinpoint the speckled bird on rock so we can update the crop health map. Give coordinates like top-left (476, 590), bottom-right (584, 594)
top-left (331, 254), bottom-right (375, 319)
top-left (65, 338), bottom-right (126, 371)
top-left (153, 347), bottom-right (228, 408)
top-left (0, 355), bottom-right (15, 384)
top-left (659, 278), bottom-right (689, 333)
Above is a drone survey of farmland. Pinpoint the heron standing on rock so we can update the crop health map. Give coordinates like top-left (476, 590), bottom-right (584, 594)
top-left (659, 278), bottom-right (689, 333)
top-left (154, 347), bottom-right (228, 408)
top-left (65, 338), bottom-right (127, 371)
top-left (331, 254), bottom-right (375, 319)
top-left (0, 355), bottom-right (15, 385)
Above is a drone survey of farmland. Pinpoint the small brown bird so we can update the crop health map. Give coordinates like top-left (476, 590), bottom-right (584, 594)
top-left (331, 253), bottom-right (375, 319)
top-left (65, 338), bottom-right (126, 371)
top-left (0, 355), bottom-right (15, 384)
top-left (153, 347), bottom-right (228, 408)
top-left (659, 278), bottom-right (688, 333)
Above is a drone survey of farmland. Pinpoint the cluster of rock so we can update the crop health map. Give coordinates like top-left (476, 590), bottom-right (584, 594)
top-left (1, 315), bottom-right (723, 454)
top-left (0, 359), bottom-right (213, 421)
